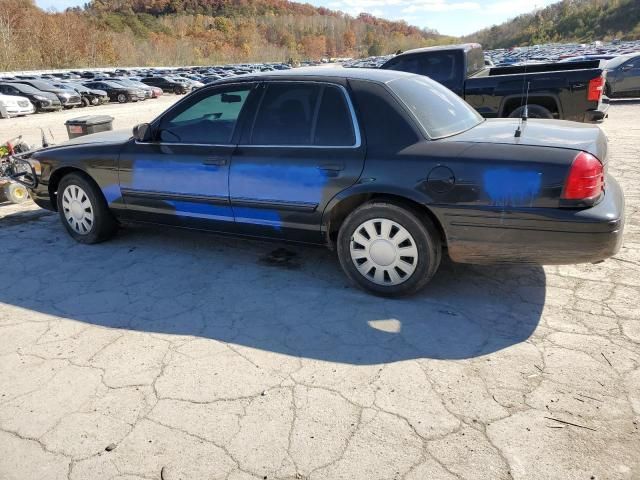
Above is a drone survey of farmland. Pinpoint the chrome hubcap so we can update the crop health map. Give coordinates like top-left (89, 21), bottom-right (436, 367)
top-left (349, 218), bottom-right (418, 286)
top-left (61, 185), bottom-right (94, 235)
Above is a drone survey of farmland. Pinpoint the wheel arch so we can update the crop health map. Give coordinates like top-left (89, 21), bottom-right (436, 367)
top-left (323, 188), bottom-right (447, 250)
top-left (48, 166), bottom-right (99, 211)
top-left (499, 94), bottom-right (562, 118)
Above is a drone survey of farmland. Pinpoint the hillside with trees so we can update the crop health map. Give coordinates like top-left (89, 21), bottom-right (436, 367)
top-left (0, 0), bottom-right (450, 71)
top-left (465, 0), bottom-right (640, 49)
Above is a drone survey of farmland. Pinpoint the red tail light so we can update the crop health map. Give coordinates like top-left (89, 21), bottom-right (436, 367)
top-left (588, 76), bottom-right (604, 102)
top-left (562, 151), bottom-right (604, 201)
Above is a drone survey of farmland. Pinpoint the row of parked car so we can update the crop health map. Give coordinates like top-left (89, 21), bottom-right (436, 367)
top-left (0, 62), bottom-right (294, 119)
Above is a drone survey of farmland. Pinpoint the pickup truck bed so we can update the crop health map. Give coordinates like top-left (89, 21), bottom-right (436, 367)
top-left (381, 43), bottom-right (609, 123)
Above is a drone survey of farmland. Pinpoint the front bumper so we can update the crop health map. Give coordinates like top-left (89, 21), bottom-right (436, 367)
top-left (4, 105), bottom-right (35, 116)
top-left (439, 175), bottom-right (625, 265)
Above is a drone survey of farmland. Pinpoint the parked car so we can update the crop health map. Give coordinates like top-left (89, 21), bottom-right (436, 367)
top-left (380, 44), bottom-right (610, 122)
top-left (0, 82), bottom-right (62, 112)
top-left (7, 79), bottom-right (82, 108)
top-left (61, 82), bottom-right (110, 105)
top-left (0, 93), bottom-right (35, 118)
top-left (111, 78), bottom-right (153, 99)
top-left (140, 76), bottom-right (189, 94)
top-left (604, 53), bottom-right (640, 98)
top-left (83, 80), bottom-right (146, 103)
top-left (26, 68), bottom-right (624, 296)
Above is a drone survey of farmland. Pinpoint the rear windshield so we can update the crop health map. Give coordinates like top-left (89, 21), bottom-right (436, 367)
top-left (387, 75), bottom-right (483, 139)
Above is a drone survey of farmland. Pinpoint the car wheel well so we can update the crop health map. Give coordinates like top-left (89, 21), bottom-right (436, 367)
top-left (502, 96), bottom-right (559, 118)
top-left (48, 167), bottom-right (100, 211)
top-left (326, 193), bottom-right (446, 249)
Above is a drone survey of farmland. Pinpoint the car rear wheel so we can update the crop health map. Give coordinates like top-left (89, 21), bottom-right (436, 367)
top-left (117, 93), bottom-right (127, 103)
top-left (508, 104), bottom-right (553, 119)
top-left (173, 86), bottom-right (182, 94)
top-left (337, 202), bottom-right (441, 297)
top-left (57, 173), bottom-right (117, 244)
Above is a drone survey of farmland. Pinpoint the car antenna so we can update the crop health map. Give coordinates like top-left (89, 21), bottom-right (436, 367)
top-left (515, 45), bottom-right (531, 138)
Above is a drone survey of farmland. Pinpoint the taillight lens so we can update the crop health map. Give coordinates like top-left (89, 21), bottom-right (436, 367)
top-left (562, 151), bottom-right (604, 201)
top-left (588, 76), bottom-right (604, 102)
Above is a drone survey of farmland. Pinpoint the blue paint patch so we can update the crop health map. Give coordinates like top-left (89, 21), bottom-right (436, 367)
top-left (232, 207), bottom-right (282, 231)
top-left (129, 159), bottom-right (228, 198)
top-left (101, 184), bottom-right (122, 204)
top-left (166, 201), bottom-right (232, 221)
top-left (230, 164), bottom-right (327, 205)
top-left (483, 169), bottom-right (542, 207)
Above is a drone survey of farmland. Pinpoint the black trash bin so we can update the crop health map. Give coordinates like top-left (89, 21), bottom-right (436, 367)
top-left (65, 115), bottom-right (114, 140)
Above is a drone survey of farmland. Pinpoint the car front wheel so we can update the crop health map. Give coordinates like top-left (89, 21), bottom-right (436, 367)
top-left (117, 93), bottom-right (127, 103)
top-left (56, 173), bottom-right (117, 244)
top-left (337, 201), bottom-right (441, 297)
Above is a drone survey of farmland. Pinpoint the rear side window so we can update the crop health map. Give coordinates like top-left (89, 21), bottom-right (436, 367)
top-left (383, 51), bottom-right (461, 88)
top-left (314, 86), bottom-right (355, 146)
top-left (251, 83), bottom-right (319, 145)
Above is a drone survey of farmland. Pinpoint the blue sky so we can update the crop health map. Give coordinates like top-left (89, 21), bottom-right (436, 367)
top-left (35, 0), bottom-right (557, 36)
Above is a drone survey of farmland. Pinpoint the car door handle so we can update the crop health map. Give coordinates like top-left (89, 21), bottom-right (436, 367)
top-left (318, 164), bottom-right (344, 172)
top-left (202, 157), bottom-right (228, 167)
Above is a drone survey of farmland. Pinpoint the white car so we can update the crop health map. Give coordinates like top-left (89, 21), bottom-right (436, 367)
top-left (0, 93), bottom-right (35, 119)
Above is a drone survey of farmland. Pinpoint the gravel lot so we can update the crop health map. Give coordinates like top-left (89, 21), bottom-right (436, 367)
top-left (0, 99), bottom-right (639, 480)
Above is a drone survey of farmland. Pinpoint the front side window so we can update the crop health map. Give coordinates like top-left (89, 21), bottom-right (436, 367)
top-left (387, 75), bottom-right (483, 139)
top-left (250, 83), bottom-right (356, 147)
top-left (158, 86), bottom-right (251, 144)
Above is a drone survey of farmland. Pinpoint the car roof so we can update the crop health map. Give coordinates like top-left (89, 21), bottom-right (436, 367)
top-left (399, 43), bottom-right (482, 56)
top-left (215, 67), bottom-right (414, 85)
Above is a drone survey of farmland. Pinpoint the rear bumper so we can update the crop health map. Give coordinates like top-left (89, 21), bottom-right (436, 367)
top-left (439, 175), bottom-right (625, 265)
top-left (584, 100), bottom-right (609, 123)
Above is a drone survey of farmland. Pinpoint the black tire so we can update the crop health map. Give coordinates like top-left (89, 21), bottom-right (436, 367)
top-left (508, 104), bottom-right (553, 119)
top-left (117, 93), bottom-right (127, 103)
top-left (336, 201), bottom-right (442, 297)
top-left (605, 84), bottom-right (613, 98)
top-left (4, 182), bottom-right (30, 204)
top-left (56, 173), bottom-right (117, 244)
top-left (173, 86), bottom-right (183, 95)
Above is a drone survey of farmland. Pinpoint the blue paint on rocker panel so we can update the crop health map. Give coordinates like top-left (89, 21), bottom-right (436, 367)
top-left (230, 164), bottom-right (328, 206)
top-left (232, 208), bottom-right (282, 230)
top-left (166, 201), bottom-right (232, 221)
top-left (483, 168), bottom-right (542, 207)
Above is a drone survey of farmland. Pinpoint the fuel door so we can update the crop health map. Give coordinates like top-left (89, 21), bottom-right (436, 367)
top-left (426, 165), bottom-right (455, 194)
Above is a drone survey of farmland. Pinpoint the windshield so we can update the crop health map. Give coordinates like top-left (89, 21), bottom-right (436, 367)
top-left (103, 81), bottom-right (128, 88)
top-left (387, 75), bottom-right (483, 139)
top-left (606, 54), bottom-right (639, 69)
top-left (4, 83), bottom-right (39, 93)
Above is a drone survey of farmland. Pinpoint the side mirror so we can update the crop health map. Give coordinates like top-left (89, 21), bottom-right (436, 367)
top-left (133, 123), bottom-right (150, 142)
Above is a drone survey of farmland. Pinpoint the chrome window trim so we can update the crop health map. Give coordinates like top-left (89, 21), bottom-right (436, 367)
top-left (241, 82), bottom-right (362, 149)
top-left (134, 81), bottom-right (362, 149)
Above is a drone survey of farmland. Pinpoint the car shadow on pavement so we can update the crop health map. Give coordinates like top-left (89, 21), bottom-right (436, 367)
top-left (0, 215), bottom-right (545, 364)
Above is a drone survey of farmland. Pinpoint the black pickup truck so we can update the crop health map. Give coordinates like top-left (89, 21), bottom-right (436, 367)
top-left (380, 44), bottom-right (609, 123)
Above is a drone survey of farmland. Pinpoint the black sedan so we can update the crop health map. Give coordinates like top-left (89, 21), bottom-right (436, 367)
top-left (83, 80), bottom-right (145, 103)
top-left (25, 68), bottom-right (624, 296)
top-left (605, 53), bottom-right (640, 98)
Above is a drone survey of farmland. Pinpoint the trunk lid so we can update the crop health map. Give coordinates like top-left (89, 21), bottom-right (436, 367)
top-left (443, 118), bottom-right (608, 166)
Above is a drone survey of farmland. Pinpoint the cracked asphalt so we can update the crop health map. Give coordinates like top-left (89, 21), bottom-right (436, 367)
top-left (1, 100), bottom-right (639, 480)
